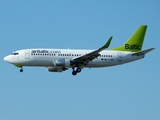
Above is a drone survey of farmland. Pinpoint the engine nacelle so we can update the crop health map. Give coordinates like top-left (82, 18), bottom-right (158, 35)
top-left (54, 58), bottom-right (71, 67)
top-left (48, 67), bottom-right (67, 72)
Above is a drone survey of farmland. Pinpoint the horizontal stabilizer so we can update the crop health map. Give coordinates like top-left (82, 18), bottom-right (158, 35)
top-left (132, 48), bottom-right (155, 56)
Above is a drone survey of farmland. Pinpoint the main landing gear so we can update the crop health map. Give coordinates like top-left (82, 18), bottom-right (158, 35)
top-left (72, 67), bottom-right (82, 76)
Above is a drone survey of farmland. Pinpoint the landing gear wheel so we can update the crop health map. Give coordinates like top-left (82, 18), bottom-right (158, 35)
top-left (72, 71), bottom-right (77, 76)
top-left (76, 68), bottom-right (81, 73)
top-left (20, 69), bottom-right (23, 72)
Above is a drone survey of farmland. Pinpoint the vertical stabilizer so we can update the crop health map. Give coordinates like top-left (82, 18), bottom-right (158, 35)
top-left (111, 25), bottom-right (147, 52)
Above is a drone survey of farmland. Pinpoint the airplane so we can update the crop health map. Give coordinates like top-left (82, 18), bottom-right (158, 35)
top-left (4, 25), bottom-right (155, 76)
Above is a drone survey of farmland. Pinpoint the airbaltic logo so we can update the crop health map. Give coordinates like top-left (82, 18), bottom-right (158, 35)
top-left (125, 44), bottom-right (141, 50)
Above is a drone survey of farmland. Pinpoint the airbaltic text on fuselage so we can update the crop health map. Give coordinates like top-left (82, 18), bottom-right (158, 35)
top-left (125, 44), bottom-right (141, 50)
top-left (31, 50), bottom-right (61, 54)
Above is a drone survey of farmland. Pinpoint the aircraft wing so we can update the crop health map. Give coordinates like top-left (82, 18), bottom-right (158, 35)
top-left (71, 36), bottom-right (112, 65)
top-left (132, 48), bottom-right (155, 56)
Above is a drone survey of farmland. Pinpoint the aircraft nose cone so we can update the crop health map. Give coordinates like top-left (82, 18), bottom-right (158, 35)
top-left (4, 56), bottom-right (10, 62)
top-left (4, 56), bottom-right (7, 61)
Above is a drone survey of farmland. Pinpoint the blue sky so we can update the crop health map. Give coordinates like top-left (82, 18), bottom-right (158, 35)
top-left (0, 0), bottom-right (159, 120)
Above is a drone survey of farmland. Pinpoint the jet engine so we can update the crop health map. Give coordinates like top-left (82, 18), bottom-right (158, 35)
top-left (54, 58), bottom-right (71, 67)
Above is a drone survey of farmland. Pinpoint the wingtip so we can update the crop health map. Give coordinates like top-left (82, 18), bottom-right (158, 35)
top-left (108, 36), bottom-right (113, 42)
top-left (149, 48), bottom-right (155, 50)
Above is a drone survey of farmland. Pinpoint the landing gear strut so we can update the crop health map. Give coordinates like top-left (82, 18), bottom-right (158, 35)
top-left (20, 68), bottom-right (23, 72)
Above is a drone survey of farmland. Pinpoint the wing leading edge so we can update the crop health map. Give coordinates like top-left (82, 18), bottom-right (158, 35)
top-left (71, 36), bottom-right (113, 66)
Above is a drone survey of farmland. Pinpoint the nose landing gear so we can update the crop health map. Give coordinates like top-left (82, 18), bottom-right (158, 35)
top-left (20, 68), bottom-right (23, 72)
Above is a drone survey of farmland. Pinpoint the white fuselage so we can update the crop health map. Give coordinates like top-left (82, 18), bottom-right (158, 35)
top-left (3, 25), bottom-right (153, 75)
top-left (4, 48), bottom-right (144, 68)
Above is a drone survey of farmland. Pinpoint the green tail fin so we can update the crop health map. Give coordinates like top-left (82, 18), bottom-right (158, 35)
top-left (111, 25), bottom-right (147, 52)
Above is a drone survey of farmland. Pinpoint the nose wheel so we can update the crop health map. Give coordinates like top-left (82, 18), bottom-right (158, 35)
top-left (20, 69), bottom-right (23, 72)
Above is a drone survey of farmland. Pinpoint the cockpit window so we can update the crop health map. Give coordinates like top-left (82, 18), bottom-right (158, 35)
top-left (11, 52), bottom-right (19, 55)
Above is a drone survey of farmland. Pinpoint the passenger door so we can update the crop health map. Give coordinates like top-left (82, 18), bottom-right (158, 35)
top-left (25, 50), bottom-right (30, 59)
